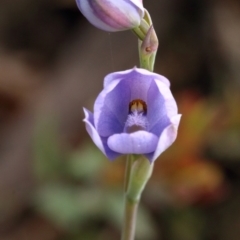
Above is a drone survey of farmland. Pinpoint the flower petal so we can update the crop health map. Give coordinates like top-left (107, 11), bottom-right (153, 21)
top-left (154, 79), bottom-right (178, 119)
top-left (147, 80), bottom-right (170, 132)
top-left (104, 67), bottom-right (170, 100)
top-left (107, 131), bottom-right (158, 154)
top-left (134, 68), bottom-right (170, 87)
top-left (145, 114), bottom-right (182, 162)
top-left (94, 79), bottom-right (130, 136)
top-left (83, 108), bottom-right (120, 160)
top-left (106, 68), bottom-right (153, 101)
top-left (104, 68), bottom-right (133, 88)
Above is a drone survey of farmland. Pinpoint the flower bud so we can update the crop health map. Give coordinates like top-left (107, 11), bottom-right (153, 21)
top-left (76, 0), bottom-right (144, 32)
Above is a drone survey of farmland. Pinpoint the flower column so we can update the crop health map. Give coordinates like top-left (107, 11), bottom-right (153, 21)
top-left (76, 1), bottom-right (181, 240)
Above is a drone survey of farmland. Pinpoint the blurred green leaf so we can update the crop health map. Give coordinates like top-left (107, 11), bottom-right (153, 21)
top-left (35, 184), bottom-right (82, 228)
top-left (35, 183), bottom-right (156, 239)
top-left (33, 120), bottom-right (65, 181)
top-left (66, 144), bottom-right (106, 180)
top-left (35, 184), bottom-right (123, 230)
top-left (33, 122), bottom-right (156, 239)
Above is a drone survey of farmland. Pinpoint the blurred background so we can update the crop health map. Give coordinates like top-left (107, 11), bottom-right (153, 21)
top-left (0, 0), bottom-right (240, 239)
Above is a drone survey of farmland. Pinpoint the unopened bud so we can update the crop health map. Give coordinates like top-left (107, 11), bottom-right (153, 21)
top-left (76, 0), bottom-right (144, 32)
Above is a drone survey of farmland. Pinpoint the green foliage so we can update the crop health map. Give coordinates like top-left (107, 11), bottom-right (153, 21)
top-left (35, 184), bottom-right (121, 229)
top-left (33, 121), bottom-right (156, 240)
top-left (33, 120), bottom-right (65, 181)
top-left (66, 145), bottom-right (106, 181)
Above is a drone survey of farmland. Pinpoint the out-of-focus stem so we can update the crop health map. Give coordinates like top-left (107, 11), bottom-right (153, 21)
top-left (121, 197), bottom-right (139, 240)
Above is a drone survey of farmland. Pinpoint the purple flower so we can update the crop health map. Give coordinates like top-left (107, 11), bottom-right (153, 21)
top-left (76, 0), bottom-right (144, 32)
top-left (83, 68), bottom-right (181, 162)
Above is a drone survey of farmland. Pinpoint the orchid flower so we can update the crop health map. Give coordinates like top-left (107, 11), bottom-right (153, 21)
top-left (83, 67), bottom-right (181, 162)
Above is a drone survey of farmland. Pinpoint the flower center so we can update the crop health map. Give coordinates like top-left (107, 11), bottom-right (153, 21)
top-left (129, 99), bottom-right (147, 115)
top-left (124, 99), bottom-right (149, 133)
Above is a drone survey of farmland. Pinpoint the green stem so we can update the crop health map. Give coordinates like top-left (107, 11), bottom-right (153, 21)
top-left (121, 157), bottom-right (154, 240)
top-left (122, 155), bottom-right (137, 240)
top-left (121, 8), bottom-right (158, 240)
top-left (124, 155), bottom-right (133, 192)
top-left (121, 197), bottom-right (139, 240)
